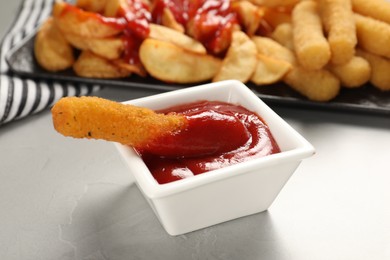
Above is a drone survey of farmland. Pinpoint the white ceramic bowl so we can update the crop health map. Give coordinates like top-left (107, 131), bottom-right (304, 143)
top-left (115, 80), bottom-right (315, 236)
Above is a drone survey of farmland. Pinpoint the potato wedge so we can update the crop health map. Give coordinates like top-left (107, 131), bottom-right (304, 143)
top-left (232, 1), bottom-right (264, 36)
top-left (161, 7), bottom-right (185, 33)
top-left (140, 39), bottom-right (221, 83)
top-left (76, 0), bottom-right (108, 13)
top-left (64, 33), bottom-right (124, 60)
top-left (251, 54), bottom-right (292, 85)
top-left (34, 17), bottom-right (74, 72)
top-left (73, 51), bottom-right (131, 78)
top-left (213, 31), bottom-right (257, 83)
top-left (103, 0), bottom-right (126, 17)
top-left (248, 0), bottom-right (299, 8)
top-left (251, 36), bottom-right (296, 64)
top-left (263, 6), bottom-right (293, 29)
top-left (148, 24), bottom-right (206, 54)
top-left (113, 59), bottom-right (147, 77)
top-left (53, 0), bottom-right (122, 38)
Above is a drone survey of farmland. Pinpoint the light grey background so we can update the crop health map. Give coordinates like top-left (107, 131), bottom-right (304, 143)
top-left (1, 1), bottom-right (390, 259)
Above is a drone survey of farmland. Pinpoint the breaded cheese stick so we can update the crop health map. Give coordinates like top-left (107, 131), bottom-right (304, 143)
top-left (292, 1), bottom-right (331, 70)
top-left (355, 14), bottom-right (390, 59)
top-left (328, 56), bottom-right (371, 88)
top-left (319, 0), bottom-right (357, 65)
top-left (284, 67), bottom-right (341, 102)
top-left (251, 35), bottom-right (340, 101)
top-left (51, 96), bottom-right (187, 147)
top-left (356, 49), bottom-right (390, 91)
top-left (352, 0), bottom-right (390, 24)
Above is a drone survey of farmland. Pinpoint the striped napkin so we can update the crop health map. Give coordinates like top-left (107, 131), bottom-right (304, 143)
top-left (0, 0), bottom-right (101, 126)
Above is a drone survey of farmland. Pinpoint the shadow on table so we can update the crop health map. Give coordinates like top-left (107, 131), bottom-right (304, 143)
top-left (60, 182), bottom-right (288, 260)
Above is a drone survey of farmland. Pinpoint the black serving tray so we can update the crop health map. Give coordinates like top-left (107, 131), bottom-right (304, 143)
top-left (6, 32), bottom-right (390, 115)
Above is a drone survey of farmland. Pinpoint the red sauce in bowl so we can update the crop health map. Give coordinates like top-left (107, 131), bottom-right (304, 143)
top-left (135, 101), bottom-right (281, 184)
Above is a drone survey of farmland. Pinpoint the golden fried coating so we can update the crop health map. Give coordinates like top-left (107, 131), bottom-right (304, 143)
top-left (354, 14), bottom-right (390, 59)
top-left (319, 0), bottom-right (357, 65)
top-left (352, 0), bottom-right (390, 24)
top-left (284, 67), bottom-right (341, 102)
top-left (271, 23), bottom-right (294, 50)
top-left (292, 1), bottom-right (331, 70)
top-left (328, 56), bottom-right (371, 88)
top-left (357, 49), bottom-right (390, 91)
top-left (51, 96), bottom-right (188, 147)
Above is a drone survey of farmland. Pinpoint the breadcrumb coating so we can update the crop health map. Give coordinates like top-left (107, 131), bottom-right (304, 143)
top-left (51, 96), bottom-right (188, 148)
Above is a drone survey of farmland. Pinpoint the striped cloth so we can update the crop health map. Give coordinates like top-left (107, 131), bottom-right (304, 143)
top-left (0, 0), bottom-right (101, 126)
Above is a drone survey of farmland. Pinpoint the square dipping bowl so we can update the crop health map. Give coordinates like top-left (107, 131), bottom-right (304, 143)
top-left (115, 80), bottom-right (315, 236)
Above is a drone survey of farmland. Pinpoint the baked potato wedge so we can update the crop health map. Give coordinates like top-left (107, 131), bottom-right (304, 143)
top-left (34, 17), bottom-right (75, 72)
top-left (139, 39), bottom-right (221, 83)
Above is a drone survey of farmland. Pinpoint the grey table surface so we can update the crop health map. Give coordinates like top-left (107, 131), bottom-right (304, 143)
top-left (1, 1), bottom-right (390, 260)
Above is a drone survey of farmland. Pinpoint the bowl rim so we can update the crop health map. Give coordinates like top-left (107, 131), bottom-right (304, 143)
top-left (114, 80), bottom-right (315, 198)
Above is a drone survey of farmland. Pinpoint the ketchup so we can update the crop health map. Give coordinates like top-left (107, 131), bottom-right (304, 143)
top-left (60, 3), bottom-right (127, 30)
top-left (61, 1), bottom-right (150, 67)
top-left (135, 101), bottom-right (281, 184)
top-left (190, 0), bottom-right (238, 54)
top-left (151, 0), bottom-right (191, 26)
top-left (63, 0), bottom-right (239, 63)
top-left (116, 0), bottom-right (151, 66)
top-left (151, 0), bottom-right (238, 54)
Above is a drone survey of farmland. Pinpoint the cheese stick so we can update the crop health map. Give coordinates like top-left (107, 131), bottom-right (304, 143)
top-left (51, 96), bottom-right (187, 147)
top-left (319, 0), bottom-right (357, 64)
top-left (292, 1), bottom-right (331, 70)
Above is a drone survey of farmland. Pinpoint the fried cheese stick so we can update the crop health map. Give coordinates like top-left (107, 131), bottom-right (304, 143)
top-left (271, 23), bottom-right (294, 51)
top-left (284, 67), bottom-right (340, 102)
top-left (328, 56), bottom-right (371, 88)
top-left (357, 49), bottom-right (390, 91)
top-left (292, 1), bottom-right (331, 70)
top-left (319, 0), bottom-right (357, 65)
top-left (251, 36), bottom-right (340, 101)
top-left (352, 0), bottom-right (390, 24)
top-left (354, 14), bottom-right (390, 59)
top-left (51, 96), bottom-right (188, 148)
